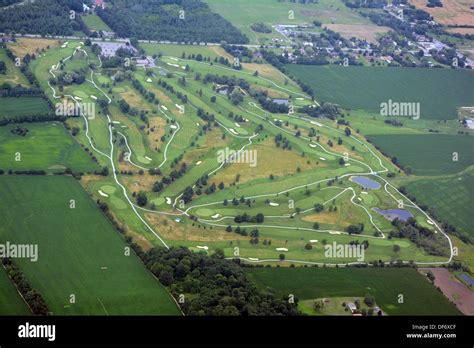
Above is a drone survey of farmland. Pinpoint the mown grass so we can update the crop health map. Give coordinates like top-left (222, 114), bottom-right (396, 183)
top-left (245, 267), bottom-right (461, 315)
top-left (285, 65), bottom-right (474, 120)
top-left (0, 175), bottom-right (181, 315)
top-left (81, 14), bottom-right (112, 32)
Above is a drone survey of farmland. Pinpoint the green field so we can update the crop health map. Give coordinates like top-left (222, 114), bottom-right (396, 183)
top-left (81, 14), bottom-right (112, 32)
top-left (0, 122), bottom-right (99, 172)
top-left (245, 267), bottom-right (461, 315)
top-left (0, 175), bottom-right (180, 315)
top-left (0, 96), bottom-right (51, 118)
top-left (367, 134), bottom-right (474, 176)
top-left (205, 0), bottom-right (369, 44)
top-left (0, 266), bottom-right (31, 315)
top-left (286, 65), bottom-right (474, 120)
top-left (404, 171), bottom-right (474, 238)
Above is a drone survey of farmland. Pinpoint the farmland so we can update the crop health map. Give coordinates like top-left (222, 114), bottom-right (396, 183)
top-left (0, 266), bottom-right (30, 315)
top-left (403, 171), bottom-right (474, 238)
top-left (0, 175), bottom-right (180, 315)
top-left (367, 134), bottom-right (474, 176)
top-left (245, 267), bottom-right (461, 315)
top-left (0, 97), bottom-right (51, 118)
top-left (205, 0), bottom-right (371, 44)
top-left (0, 122), bottom-right (99, 173)
top-left (285, 65), bottom-right (474, 120)
top-left (0, 48), bottom-right (30, 87)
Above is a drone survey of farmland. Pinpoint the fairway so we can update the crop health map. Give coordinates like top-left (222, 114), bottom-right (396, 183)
top-left (0, 96), bottom-right (51, 118)
top-left (0, 122), bottom-right (98, 172)
top-left (0, 175), bottom-right (180, 315)
top-left (286, 65), bottom-right (474, 120)
top-left (245, 267), bottom-right (461, 315)
top-left (0, 266), bottom-right (31, 315)
top-left (81, 14), bottom-right (112, 32)
top-left (367, 134), bottom-right (474, 176)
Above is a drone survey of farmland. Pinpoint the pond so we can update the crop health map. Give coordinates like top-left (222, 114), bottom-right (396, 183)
top-left (351, 176), bottom-right (381, 190)
top-left (372, 208), bottom-right (413, 222)
top-left (459, 273), bottom-right (474, 287)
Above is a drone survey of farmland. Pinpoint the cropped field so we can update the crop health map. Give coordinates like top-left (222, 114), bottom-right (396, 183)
top-left (205, 0), bottom-right (370, 44)
top-left (410, 0), bottom-right (474, 27)
top-left (285, 65), bottom-right (474, 120)
top-left (404, 172), bottom-right (474, 238)
top-left (0, 122), bottom-right (99, 172)
top-left (0, 96), bottom-right (51, 118)
top-left (245, 267), bottom-right (461, 315)
top-left (0, 175), bottom-right (180, 315)
top-left (0, 266), bottom-right (30, 315)
top-left (367, 134), bottom-right (474, 176)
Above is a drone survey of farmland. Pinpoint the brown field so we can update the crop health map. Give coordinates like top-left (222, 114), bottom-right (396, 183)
top-left (410, 0), bottom-right (474, 26)
top-left (209, 139), bottom-right (321, 186)
top-left (120, 89), bottom-right (152, 111)
top-left (324, 24), bottom-right (390, 44)
top-left (8, 38), bottom-right (59, 58)
top-left (420, 268), bottom-right (474, 315)
top-left (145, 214), bottom-right (245, 242)
top-left (447, 27), bottom-right (474, 35)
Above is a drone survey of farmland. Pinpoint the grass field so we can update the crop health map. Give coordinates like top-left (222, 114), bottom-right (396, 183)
top-left (0, 266), bottom-right (31, 315)
top-left (0, 122), bottom-right (99, 172)
top-left (0, 96), bottom-right (51, 118)
top-left (245, 267), bottom-right (461, 315)
top-left (403, 171), bottom-right (474, 238)
top-left (367, 134), bottom-right (474, 176)
top-left (205, 0), bottom-right (370, 44)
top-left (0, 175), bottom-right (180, 315)
top-left (81, 14), bottom-right (112, 32)
top-left (285, 65), bottom-right (474, 120)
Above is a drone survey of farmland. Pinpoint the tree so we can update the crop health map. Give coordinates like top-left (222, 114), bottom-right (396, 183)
top-left (136, 191), bottom-right (148, 207)
top-left (364, 294), bottom-right (375, 307)
top-left (314, 203), bottom-right (324, 213)
top-left (393, 244), bottom-right (401, 253)
top-left (279, 253), bottom-right (285, 261)
top-left (313, 222), bottom-right (320, 230)
top-left (210, 96), bottom-right (216, 103)
top-left (305, 243), bottom-right (313, 250)
top-left (344, 127), bottom-right (351, 136)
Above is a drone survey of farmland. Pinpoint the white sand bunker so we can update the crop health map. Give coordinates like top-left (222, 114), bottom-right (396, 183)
top-left (146, 78), bottom-right (152, 82)
top-left (196, 246), bottom-right (209, 251)
top-left (166, 197), bottom-right (171, 204)
top-left (196, 161), bottom-right (202, 165)
top-left (310, 240), bottom-right (318, 243)
top-left (345, 163), bottom-right (351, 166)
top-left (161, 105), bottom-right (168, 111)
top-left (310, 121), bottom-right (322, 127)
top-left (361, 192), bottom-right (368, 195)
top-left (90, 95), bottom-right (97, 100)
top-left (276, 248), bottom-right (288, 252)
top-left (319, 157), bottom-right (326, 161)
top-left (229, 128), bottom-right (238, 135)
top-left (235, 122), bottom-right (241, 128)
top-left (309, 143), bottom-right (317, 148)
top-left (98, 190), bottom-right (109, 197)
top-left (170, 125), bottom-right (177, 129)
top-left (269, 202), bottom-right (279, 206)
top-left (211, 214), bottom-right (220, 218)
top-left (145, 156), bottom-right (152, 161)
top-left (249, 257), bottom-right (259, 261)
top-left (329, 231), bottom-right (341, 235)
top-left (427, 220), bottom-right (434, 225)
top-left (112, 121), bottom-right (120, 124)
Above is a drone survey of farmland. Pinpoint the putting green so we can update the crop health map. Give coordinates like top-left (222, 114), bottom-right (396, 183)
top-left (151, 197), bottom-right (165, 206)
top-left (137, 155), bottom-right (151, 164)
top-left (195, 208), bottom-right (214, 217)
top-left (97, 76), bottom-right (110, 84)
top-left (100, 185), bottom-right (117, 195)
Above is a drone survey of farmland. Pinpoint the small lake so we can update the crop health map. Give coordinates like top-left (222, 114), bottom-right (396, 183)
top-left (459, 273), bottom-right (474, 287)
top-left (351, 176), bottom-right (381, 190)
top-left (372, 208), bottom-right (413, 222)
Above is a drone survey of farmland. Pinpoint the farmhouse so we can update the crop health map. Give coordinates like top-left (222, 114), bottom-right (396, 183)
top-left (346, 302), bottom-right (357, 314)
